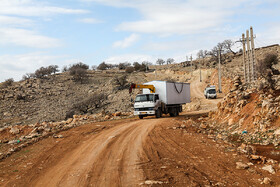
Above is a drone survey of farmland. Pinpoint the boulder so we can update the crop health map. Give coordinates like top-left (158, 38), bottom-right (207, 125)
top-left (263, 177), bottom-right (271, 185)
top-left (262, 165), bottom-right (275, 174)
top-left (236, 162), bottom-right (249, 170)
top-left (10, 127), bottom-right (20, 135)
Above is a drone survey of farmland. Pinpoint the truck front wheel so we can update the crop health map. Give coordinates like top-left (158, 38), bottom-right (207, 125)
top-left (155, 109), bottom-right (161, 118)
top-left (139, 115), bottom-right (144, 119)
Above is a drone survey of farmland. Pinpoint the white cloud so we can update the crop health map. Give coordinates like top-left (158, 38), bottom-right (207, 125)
top-left (85, 0), bottom-right (258, 35)
top-left (78, 18), bottom-right (102, 24)
top-left (113, 34), bottom-right (140, 48)
top-left (0, 28), bottom-right (61, 48)
top-left (0, 53), bottom-right (67, 82)
top-left (105, 54), bottom-right (156, 64)
top-left (0, 15), bottom-right (33, 26)
top-left (0, 0), bottom-right (89, 17)
top-left (0, 0), bottom-right (90, 49)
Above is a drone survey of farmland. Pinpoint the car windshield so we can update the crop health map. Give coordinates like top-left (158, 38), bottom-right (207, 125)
top-left (135, 94), bottom-right (154, 102)
top-left (208, 89), bottom-right (216, 94)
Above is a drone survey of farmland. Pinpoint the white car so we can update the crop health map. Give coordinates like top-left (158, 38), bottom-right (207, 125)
top-left (204, 86), bottom-right (217, 99)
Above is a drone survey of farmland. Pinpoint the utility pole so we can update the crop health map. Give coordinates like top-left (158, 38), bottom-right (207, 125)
top-left (218, 48), bottom-right (222, 93)
top-left (246, 30), bottom-right (251, 83)
top-left (250, 26), bottom-right (256, 81)
top-left (242, 33), bottom-right (247, 83)
top-left (200, 55), bottom-right (202, 82)
top-left (190, 55), bottom-right (193, 76)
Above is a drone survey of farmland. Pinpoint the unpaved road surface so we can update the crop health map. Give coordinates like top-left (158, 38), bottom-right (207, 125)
top-left (1, 114), bottom-right (280, 186)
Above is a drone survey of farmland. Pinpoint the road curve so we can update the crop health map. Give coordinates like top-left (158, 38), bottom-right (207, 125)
top-left (31, 119), bottom-right (159, 187)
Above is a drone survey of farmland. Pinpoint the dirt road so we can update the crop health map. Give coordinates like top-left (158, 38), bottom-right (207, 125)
top-left (1, 70), bottom-right (279, 186)
top-left (1, 114), bottom-right (280, 186)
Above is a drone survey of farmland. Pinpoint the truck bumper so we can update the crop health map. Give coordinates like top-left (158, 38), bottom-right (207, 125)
top-left (134, 110), bottom-right (155, 116)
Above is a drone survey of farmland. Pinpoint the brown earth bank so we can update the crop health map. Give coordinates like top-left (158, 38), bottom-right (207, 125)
top-left (1, 112), bottom-right (279, 186)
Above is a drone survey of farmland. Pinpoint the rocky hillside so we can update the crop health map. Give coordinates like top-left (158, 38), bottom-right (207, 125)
top-left (0, 71), bottom-right (148, 127)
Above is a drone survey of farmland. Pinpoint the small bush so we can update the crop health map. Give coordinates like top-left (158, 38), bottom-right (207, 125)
top-left (113, 74), bottom-right (129, 90)
top-left (125, 66), bottom-right (135, 73)
top-left (133, 62), bottom-right (147, 71)
top-left (97, 62), bottom-right (109, 70)
top-left (33, 65), bottom-right (59, 79)
top-left (22, 73), bottom-right (35, 81)
top-left (119, 62), bottom-right (131, 70)
top-left (0, 78), bottom-right (14, 88)
top-left (69, 62), bottom-right (89, 70)
top-left (69, 67), bottom-right (88, 83)
top-left (65, 93), bottom-right (108, 118)
top-left (256, 53), bottom-right (279, 89)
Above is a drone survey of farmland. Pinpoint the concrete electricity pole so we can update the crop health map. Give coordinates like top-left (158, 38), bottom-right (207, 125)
top-left (190, 55), bottom-right (193, 76)
top-left (242, 33), bottom-right (247, 83)
top-left (250, 26), bottom-right (256, 81)
top-left (246, 30), bottom-right (251, 83)
top-left (218, 48), bottom-right (222, 93)
top-left (199, 55), bottom-right (202, 82)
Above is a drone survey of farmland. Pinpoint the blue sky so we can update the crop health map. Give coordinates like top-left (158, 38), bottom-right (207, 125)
top-left (0, 0), bottom-right (280, 82)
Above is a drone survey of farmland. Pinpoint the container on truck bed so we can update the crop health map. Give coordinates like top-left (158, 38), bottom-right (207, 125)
top-left (130, 81), bottom-right (191, 119)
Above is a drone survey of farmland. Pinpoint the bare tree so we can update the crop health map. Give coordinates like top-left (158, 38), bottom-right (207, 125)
top-left (222, 39), bottom-right (236, 54)
top-left (166, 58), bottom-right (175, 64)
top-left (156, 58), bottom-right (165, 65)
top-left (197, 50), bottom-right (208, 59)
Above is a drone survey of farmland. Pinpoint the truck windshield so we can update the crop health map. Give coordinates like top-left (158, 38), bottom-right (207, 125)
top-left (208, 89), bottom-right (216, 94)
top-left (135, 94), bottom-right (154, 102)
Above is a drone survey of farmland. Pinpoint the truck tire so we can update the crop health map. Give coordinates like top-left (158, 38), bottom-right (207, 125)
top-left (139, 115), bottom-right (144, 119)
top-left (155, 109), bottom-right (161, 118)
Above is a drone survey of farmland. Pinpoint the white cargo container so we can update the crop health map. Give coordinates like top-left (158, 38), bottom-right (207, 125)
top-left (143, 81), bottom-right (191, 105)
top-left (133, 81), bottom-right (191, 119)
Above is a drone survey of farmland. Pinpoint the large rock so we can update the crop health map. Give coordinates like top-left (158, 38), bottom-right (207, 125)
top-left (236, 162), bottom-right (249, 170)
top-left (274, 128), bottom-right (280, 135)
top-left (10, 127), bottom-right (20, 135)
top-left (262, 165), bottom-right (275, 174)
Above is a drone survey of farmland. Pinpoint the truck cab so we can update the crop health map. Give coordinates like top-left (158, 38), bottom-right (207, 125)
top-left (204, 86), bottom-right (217, 99)
top-left (134, 93), bottom-right (161, 119)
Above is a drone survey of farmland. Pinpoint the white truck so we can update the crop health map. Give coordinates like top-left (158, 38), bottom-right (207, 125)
top-left (129, 81), bottom-right (191, 119)
top-left (204, 85), bottom-right (217, 99)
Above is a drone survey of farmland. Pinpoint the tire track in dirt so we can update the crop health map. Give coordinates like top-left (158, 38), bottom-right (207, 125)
top-left (30, 119), bottom-right (159, 187)
top-left (139, 119), bottom-right (272, 186)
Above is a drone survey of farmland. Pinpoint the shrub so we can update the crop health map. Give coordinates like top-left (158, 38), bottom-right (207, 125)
top-left (69, 67), bottom-right (88, 83)
top-left (65, 93), bottom-right (108, 118)
top-left (133, 62), bottom-right (147, 71)
top-left (125, 66), bottom-right (135, 73)
top-left (0, 78), bottom-right (14, 88)
top-left (33, 65), bottom-right (59, 79)
top-left (97, 62), bottom-right (109, 70)
top-left (119, 62), bottom-right (131, 70)
top-left (256, 53), bottom-right (279, 89)
top-left (34, 67), bottom-right (49, 78)
top-left (113, 74), bottom-right (129, 90)
top-left (48, 65), bottom-right (59, 74)
top-left (69, 62), bottom-right (89, 70)
top-left (22, 73), bottom-right (35, 81)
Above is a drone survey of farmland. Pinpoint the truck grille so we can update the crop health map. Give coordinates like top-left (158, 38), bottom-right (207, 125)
top-left (134, 107), bottom-right (153, 111)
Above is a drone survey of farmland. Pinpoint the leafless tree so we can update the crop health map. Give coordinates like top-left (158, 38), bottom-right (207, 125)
top-left (166, 58), bottom-right (175, 64)
top-left (222, 39), bottom-right (236, 54)
top-left (156, 58), bottom-right (165, 65)
top-left (197, 50), bottom-right (208, 59)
